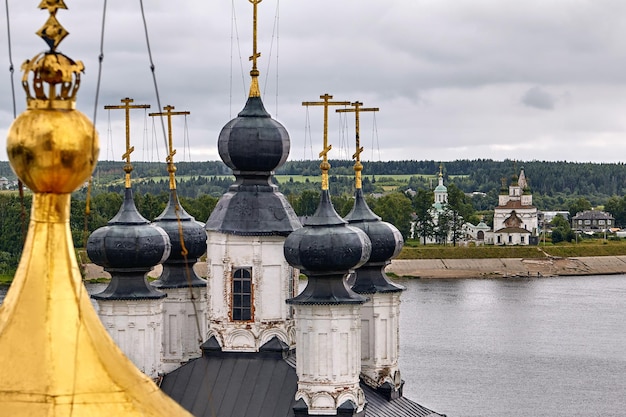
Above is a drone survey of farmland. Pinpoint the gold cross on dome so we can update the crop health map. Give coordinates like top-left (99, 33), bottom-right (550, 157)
top-left (302, 94), bottom-right (351, 190)
top-left (149, 105), bottom-right (190, 190)
top-left (248, 0), bottom-right (263, 97)
top-left (104, 97), bottom-right (151, 188)
top-left (336, 101), bottom-right (379, 189)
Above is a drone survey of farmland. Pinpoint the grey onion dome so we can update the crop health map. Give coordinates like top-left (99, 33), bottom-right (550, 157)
top-left (218, 96), bottom-right (289, 173)
top-left (206, 96), bottom-right (301, 236)
top-left (344, 189), bottom-right (404, 294)
top-left (285, 190), bottom-right (371, 305)
top-left (86, 187), bottom-right (170, 300)
top-left (151, 189), bottom-right (207, 288)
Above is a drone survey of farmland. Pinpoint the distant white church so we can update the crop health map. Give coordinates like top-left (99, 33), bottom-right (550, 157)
top-left (492, 167), bottom-right (538, 245)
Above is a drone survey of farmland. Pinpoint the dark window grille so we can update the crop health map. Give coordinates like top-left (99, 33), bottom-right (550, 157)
top-left (232, 268), bottom-right (252, 321)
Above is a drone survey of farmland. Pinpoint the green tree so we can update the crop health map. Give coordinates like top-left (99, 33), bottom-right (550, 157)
top-left (368, 192), bottom-right (413, 239)
top-left (550, 214), bottom-right (574, 243)
top-left (413, 189), bottom-right (434, 244)
top-left (293, 190), bottom-right (320, 216)
top-left (568, 197), bottom-right (592, 219)
top-left (604, 196), bottom-right (626, 227)
top-left (435, 208), bottom-right (451, 245)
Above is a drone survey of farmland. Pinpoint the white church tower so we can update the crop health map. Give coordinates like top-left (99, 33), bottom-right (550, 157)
top-left (204, 0), bottom-right (301, 352)
top-left (284, 106), bottom-right (372, 415)
top-left (433, 163), bottom-right (448, 208)
top-left (341, 101), bottom-right (406, 400)
top-left (150, 106), bottom-right (208, 373)
top-left (86, 98), bottom-right (171, 378)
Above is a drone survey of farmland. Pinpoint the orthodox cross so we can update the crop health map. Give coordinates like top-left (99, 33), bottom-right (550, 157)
top-left (149, 105), bottom-right (191, 190)
top-left (248, 0), bottom-right (262, 97)
top-left (104, 97), bottom-right (150, 188)
top-left (336, 101), bottom-right (379, 190)
top-left (302, 94), bottom-right (350, 190)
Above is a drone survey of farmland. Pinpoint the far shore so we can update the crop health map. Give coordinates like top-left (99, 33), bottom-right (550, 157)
top-left (386, 256), bottom-right (626, 279)
top-left (81, 256), bottom-right (626, 281)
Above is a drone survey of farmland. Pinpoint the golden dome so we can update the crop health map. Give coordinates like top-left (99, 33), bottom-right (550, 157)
top-left (7, 108), bottom-right (98, 193)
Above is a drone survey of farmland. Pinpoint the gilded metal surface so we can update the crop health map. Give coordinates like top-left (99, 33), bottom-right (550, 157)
top-left (336, 101), bottom-right (379, 190)
top-left (149, 105), bottom-right (190, 191)
top-left (0, 3), bottom-right (191, 415)
top-left (302, 94), bottom-right (350, 190)
top-left (104, 97), bottom-right (150, 188)
top-left (7, 108), bottom-right (98, 193)
top-left (248, 0), bottom-right (262, 97)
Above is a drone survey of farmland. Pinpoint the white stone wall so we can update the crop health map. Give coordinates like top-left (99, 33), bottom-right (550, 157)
top-left (160, 286), bottom-right (207, 373)
top-left (96, 299), bottom-right (163, 379)
top-left (294, 304), bottom-right (365, 415)
top-left (205, 232), bottom-right (297, 351)
top-left (360, 292), bottom-right (402, 391)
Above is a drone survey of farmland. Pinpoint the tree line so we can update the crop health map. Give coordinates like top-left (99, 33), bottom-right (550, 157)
top-left (3, 158), bottom-right (626, 273)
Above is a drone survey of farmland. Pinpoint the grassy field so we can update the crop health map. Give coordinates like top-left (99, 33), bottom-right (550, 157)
top-left (399, 239), bottom-right (626, 259)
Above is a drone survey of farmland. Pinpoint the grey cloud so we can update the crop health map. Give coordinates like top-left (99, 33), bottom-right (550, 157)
top-left (521, 86), bottom-right (556, 110)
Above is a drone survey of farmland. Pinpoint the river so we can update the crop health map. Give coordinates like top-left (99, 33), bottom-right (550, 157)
top-left (397, 274), bottom-right (626, 417)
top-left (1, 275), bottom-right (624, 417)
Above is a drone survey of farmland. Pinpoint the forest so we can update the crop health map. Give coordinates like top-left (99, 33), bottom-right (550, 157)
top-left (2, 158), bottom-right (626, 274)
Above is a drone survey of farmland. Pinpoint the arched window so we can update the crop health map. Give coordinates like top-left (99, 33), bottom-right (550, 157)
top-left (232, 267), bottom-right (252, 321)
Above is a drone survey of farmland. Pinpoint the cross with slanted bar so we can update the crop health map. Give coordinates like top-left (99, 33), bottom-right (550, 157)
top-left (302, 94), bottom-right (350, 190)
top-left (104, 97), bottom-right (151, 188)
top-left (248, 0), bottom-right (263, 97)
top-left (337, 101), bottom-right (379, 189)
top-left (149, 105), bottom-right (191, 190)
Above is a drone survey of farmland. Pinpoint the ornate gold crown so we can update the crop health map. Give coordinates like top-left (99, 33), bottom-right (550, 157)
top-left (21, 1), bottom-right (84, 109)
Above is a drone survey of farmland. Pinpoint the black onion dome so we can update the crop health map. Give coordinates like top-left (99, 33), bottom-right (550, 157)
top-left (153, 190), bottom-right (207, 262)
top-left (151, 189), bottom-right (207, 288)
top-left (218, 96), bottom-right (289, 173)
top-left (285, 190), bottom-right (370, 305)
top-left (344, 189), bottom-right (404, 294)
top-left (206, 96), bottom-right (301, 236)
top-left (86, 188), bottom-right (170, 300)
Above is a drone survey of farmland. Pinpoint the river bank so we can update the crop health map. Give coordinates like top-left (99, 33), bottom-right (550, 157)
top-left (386, 255), bottom-right (626, 278)
top-left (80, 255), bottom-right (626, 281)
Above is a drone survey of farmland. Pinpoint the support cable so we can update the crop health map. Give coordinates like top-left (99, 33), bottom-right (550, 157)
top-left (371, 112), bottom-right (381, 161)
top-left (230, 0), bottom-right (247, 110)
top-left (263, 0), bottom-right (280, 116)
top-left (84, 0), bottom-right (108, 249)
top-left (4, 0), bottom-right (26, 244)
top-left (4, 0), bottom-right (16, 119)
top-left (139, 0), bottom-right (168, 153)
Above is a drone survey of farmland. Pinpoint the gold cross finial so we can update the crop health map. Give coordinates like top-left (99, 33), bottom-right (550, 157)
top-left (248, 0), bottom-right (263, 97)
top-left (439, 163), bottom-right (443, 177)
top-left (149, 105), bottom-right (191, 190)
top-left (104, 97), bottom-right (151, 188)
top-left (302, 94), bottom-right (351, 190)
top-left (336, 101), bottom-right (379, 189)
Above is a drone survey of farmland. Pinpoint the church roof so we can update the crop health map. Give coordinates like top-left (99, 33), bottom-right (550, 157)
top-left (160, 344), bottom-right (444, 417)
top-left (495, 200), bottom-right (536, 210)
top-left (494, 226), bottom-right (532, 234)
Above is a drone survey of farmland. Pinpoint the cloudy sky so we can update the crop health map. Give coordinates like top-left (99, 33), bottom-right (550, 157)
top-left (2, 0), bottom-right (626, 164)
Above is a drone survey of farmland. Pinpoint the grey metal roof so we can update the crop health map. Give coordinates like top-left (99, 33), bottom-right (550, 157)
top-left (160, 348), bottom-right (298, 417)
top-left (572, 210), bottom-right (613, 220)
top-left (160, 340), bottom-right (446, 417)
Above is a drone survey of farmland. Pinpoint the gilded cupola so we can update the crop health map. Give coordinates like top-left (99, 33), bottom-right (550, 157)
top-left (0, 2), bottom-right (192, 415)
